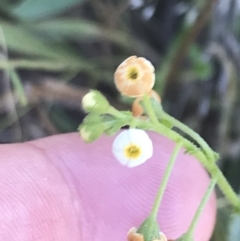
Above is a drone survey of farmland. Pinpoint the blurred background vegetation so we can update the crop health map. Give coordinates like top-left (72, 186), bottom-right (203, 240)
top-left (0, 0), bottom-right (240, 240)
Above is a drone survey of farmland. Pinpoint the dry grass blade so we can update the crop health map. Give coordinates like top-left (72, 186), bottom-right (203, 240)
top-left (0, 26), bottom-right (22, 141)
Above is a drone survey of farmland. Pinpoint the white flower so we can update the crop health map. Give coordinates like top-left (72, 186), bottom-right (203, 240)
top-left (112, 129), bottom-right (153, 167)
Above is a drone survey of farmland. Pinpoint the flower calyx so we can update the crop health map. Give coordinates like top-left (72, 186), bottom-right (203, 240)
top-left (78, 114), bottom-right (105, 142)
top-left (128, 227), bottom-right (167, 241)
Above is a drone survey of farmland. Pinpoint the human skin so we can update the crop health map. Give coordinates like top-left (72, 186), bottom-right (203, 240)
top-left (0, 132), bottom-right (216, 241)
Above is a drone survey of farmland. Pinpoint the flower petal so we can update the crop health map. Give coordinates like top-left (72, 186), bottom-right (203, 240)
top-left (112, 149), bottom-right (129, 166)
top-left (112, 129), bottom-right (153, 167)
top-left (138, 57), bottom-right (155, 72)
top-left (114, 56), bottom-right (155, 97)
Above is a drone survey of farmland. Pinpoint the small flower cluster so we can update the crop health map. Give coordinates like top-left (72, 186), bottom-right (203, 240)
top-left (79, 56), bottom-right (179, 241)
top-left (79, 56), bottom-right (166, 240)
top-left (79, 56), bottom-right (219, 241)
top-left (112, 56), bottom-right (161, 167)
top-left (80, 56), bottom-right (160, 168)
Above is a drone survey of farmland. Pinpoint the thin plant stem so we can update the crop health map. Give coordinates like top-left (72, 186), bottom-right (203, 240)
top-left (185, 175), bottom-right (218, 239)
top-left (207, 164), bottom-right (240, 212)
top-left (150, 142), bottom-right (182, 219)
top-left (87, 91), bottom-right (240, 212)
top-left (161, 111), bottom-right (216, 162)
top-left (135, 118), bottom-right (240, 211)
top-left (107, 106), bottom-right (127, 119)
top-left (142, 94), bottom-right (159, 125)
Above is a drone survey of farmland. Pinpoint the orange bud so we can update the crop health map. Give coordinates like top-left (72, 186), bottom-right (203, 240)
top-left (132, 90), bottom-right (161, 117)
top-left (127, 228), bottom-right (144, 241)
top-left (114, 56), bottom-right (155, 97)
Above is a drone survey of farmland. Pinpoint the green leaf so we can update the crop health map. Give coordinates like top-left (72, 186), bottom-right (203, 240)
top-left (1, 21), bottom-right (68, 59)
top-left (189, 44), bottom-right (212, 80)
top-left (36, 19), bottom-right (102, 41)
top-left (194, 61), bottom-right (212, 79)
top-left (102, 114), bottom-right (130, 136)
top-left (104, 119), bottom-right (126, 136)
top-left (0, 21), bottom-right (94, 69)
top-left (11, 0), bottom-right (85, 20)
top-left (35, 19), bottom-right (132, 48)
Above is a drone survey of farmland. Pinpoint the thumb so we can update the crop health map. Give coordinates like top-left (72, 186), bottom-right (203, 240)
top-left (0, 132), bottom-right (216, 241)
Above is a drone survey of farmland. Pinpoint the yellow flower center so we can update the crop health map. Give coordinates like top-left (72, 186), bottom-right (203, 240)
top-left (124, 144), bottom-right (142, 159)
top-left (127, 66), bottom-right (139, 81)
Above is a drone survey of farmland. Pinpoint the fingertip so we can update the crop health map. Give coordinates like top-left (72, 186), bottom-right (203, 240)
top-left (0, 141), bottom-right (82, 241)
top-left (32, 132), bottom-right (216, 241)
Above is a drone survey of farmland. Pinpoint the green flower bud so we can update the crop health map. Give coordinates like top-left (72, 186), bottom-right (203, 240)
top-left (82, 90), bottom-right (110, 114)
top-left (79, 123), bottom-right (104, 143)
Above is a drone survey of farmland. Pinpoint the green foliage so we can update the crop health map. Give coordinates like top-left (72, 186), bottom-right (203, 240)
top-left (12, 0), bottom-right (85, 20)
top-left (10, 68), bottom-right (27, 106)
top-left (36, 19), bottom-right (103, 41)
top-left (103, 115), bottom-right (129, 135)
top-left (49, 107), bottom-right (80, 133)
top-left (1, 21), bottom-right (88, 62)
top-left (35, 19), bottom-right (131, 48)
top-left (189, 45), bottom-right (212, 80)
